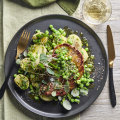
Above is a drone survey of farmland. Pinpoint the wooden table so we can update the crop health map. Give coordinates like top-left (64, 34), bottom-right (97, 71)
top-left (72, 0), bottom-right (120, 120)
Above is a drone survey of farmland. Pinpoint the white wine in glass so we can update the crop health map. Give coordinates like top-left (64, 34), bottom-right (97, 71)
top-left (82, 0), bottom-right (112, 25)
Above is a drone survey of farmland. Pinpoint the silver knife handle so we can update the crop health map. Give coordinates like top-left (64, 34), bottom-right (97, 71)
top-left (109, 67), bottom-right (116, 107)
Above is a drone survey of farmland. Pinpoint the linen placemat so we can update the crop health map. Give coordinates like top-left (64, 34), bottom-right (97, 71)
top-left (0, 0), bottom-right (4, 119)
top-left (1, 0), bottom-right (80, 120)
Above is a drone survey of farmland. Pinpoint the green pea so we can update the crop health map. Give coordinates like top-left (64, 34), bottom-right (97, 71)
top-left (61, 56), bottom-right (65, 60)
top-left (89, 78), bottom-right (94, 82)
top-left (85, 68), bottom-right (91, 72)
top-left (83, 73), bottom-right (87, 77)
top-left (67, 94), bottom-right (71, 100)
top-left (86, 82), bottom-right (90, 86)
top-left (73, 75), bottom-right (77, 79)
top-left (68, 56), bottom-right (72, 60)
top-left (53, 29), bottom-right (57, 33)
top-left (87, 64), bottom-right (93, 68)
top-left (76, 96), bottom-right (80, 98)
top-left (71, 99), bottom-right (75, 102)
top-left (91, 55), bottom-right (95, 59)
top-left (58, 41), bottom-right (63, 44)
top-left (55, 31), bottom-right (61, 35)
top-left (59, 28), bottom-right (64, 33)
top-left (86, 43), bottom-right (88, 47)
top-left (18, 70), bottom-right (21, 73)
top-left (62, 32), bottom-right (66, 36)
top-left (35, 29), bottom-right (40, 33)
top-left (62, 64), bottom-right (65, 68)
top-left (62, 73), bottom-right (65, 76)
top-left (34, 96), bottom-right (39, 100)
top-left (57, 60), bottom-right (61, 63)
top-left (87, 74), bottom-right (90, 78)
top-left (83, 87), bottom-right (88, 90)
top-left (76, 73), bottom-right (80, 77)
top-left (52, 43), bottom-right (56, 47)
top-left (49, 35), bottom-right (53, 39)
top-left (45, 30), bottom-right (49, 35)
top-left (74, 99), bottom-right (80, 103)
top-left (84, 65), bottom-right (87, 68)
top-left (61, 61), bottom-right (65, 64)
top-left (85, 48), bottom-right (89, 52)
top-left (66, 72), bottom-right (70, 77)
top-left (63, 75), bottom-right (67, 79)
top-left (57, 67), bottom-right (60, 70)
top-left (51, 28), bottom-right (55, 31)
top-left (30, 84), bottom-right (33, 90)
top-left (65, 57), bottom-right (68, 60)
top-left (77, 80), bottom-right (81, 84)
top-left (55, 49), bottom-right (59, 54)
top-left (49, 24), bottom-right (53, 28)
top-left (62, 51), bottom-right (66, 55)
top-left (80, 83), bottom-right (84, 88)
top-left (67, 39), bottom-right (73, 45)
top-left (72, 70), bottom-right (76, 73)
top-left (14, 74), bottom-right (17, 77)
top-left (80, 78), bottom-right (86, 82)
top-left (30, 74), bottom-right (35, 78)
top-left (36, 34), bottom-right (42, 39)
top-left (80, 32), bottom-right (83, 37)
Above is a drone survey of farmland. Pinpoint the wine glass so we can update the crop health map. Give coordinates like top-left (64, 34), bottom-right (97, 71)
top-left (82, 0), bottom-right (112, 25)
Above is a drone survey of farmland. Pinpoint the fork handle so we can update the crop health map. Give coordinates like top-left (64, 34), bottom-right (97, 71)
top-left (0, 65), bottom-right (13, 99)
top-left (109, 67), bottom-right (116, 107)
top-left (16, 52), bottom-right (19, 59)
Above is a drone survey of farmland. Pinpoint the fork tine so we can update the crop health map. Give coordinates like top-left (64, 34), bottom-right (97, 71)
top-left (19, 30), bottom-right (25, 42)
top-left (16, 30), bottom-right (30, 59)
top-left (23, 31), bottom-right (30, 46)
top-left (23, 30), bottom-right (27, 39)
top-left (23, 30), bottom-right (28, 40)
top-left (26, 32), bottom-right (30, 41)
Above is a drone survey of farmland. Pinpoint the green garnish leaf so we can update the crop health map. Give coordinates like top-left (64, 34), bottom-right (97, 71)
top-left (46, 67), bottom-right (54, 75)
top-left (40, 54), bottom-right (48, 62)
top-left (54, 72), bottom-right (61, 78)
top-left (64, 81), bottom-right (70, 93)
top-left (42, 80), bottom-right (47, 84)
top-left (39, 63), bottom-right (45, 69)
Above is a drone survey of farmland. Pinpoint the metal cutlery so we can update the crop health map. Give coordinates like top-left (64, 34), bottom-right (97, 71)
top-left (0, 30), bottom-right (30, 99)
top-left (107, 25), bottom-right (116, 107)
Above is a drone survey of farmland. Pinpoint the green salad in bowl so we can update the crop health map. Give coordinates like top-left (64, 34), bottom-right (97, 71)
top-left (14, 25), bottom-right (95, 110)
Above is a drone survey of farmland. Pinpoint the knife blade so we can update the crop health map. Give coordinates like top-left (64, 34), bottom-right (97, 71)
top-left (107, 25), bottom-right (116, 107)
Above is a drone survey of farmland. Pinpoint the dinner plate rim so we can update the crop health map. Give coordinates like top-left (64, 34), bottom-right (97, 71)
top-left (4, 14), bottom-right (108, 118)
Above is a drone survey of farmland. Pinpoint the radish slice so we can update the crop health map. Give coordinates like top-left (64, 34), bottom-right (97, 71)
top-left (63, 100), bottom-right (72, 110)
top-left (16, 59), bottom-right (21, 64)
top-left (51, 91), bottom-right (56, 97)
top-left (58, 96), bottom-right (62, 101)
top-left (71, 88), bottom-right (79, 97)
top-left (80, 89), bottom-right (88, 96)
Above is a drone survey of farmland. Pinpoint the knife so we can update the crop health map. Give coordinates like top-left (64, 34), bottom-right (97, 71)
top-left (107, 25), bottom-right (116, 107)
